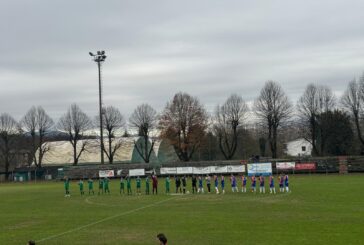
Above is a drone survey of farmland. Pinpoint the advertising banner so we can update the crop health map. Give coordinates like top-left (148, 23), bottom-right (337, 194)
top-left (160, 167), bottom-right (177, 175)
top-left (129, 169), bottom-right (145, 177)
top-left (193, 167), bottom-right (210, 174)
top-left (99, 170), bottom-right (115, 178)
top-left (295, 162), bottom-right (316, 170)
top-left (116, 169), bottom-right (123, 176)
top-left (209, 166), bottom-right (228, 174)
top-left (176, 167), bottom-right (193, 174)
top-left (227, 165), bottom-right (245, 173)
top-left (247, 163), bottom-right (272, 176)
top-left (276, 162), bottom-right (296, 170)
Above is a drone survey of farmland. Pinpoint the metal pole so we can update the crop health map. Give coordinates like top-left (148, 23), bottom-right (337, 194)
top-left (98, 61), bottom-right (105, 165)
top-left (90, 51), bottom-right (106, 165)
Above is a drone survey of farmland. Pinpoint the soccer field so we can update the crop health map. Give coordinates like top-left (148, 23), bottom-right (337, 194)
top-left (0, 175), bottom-right (363, 245)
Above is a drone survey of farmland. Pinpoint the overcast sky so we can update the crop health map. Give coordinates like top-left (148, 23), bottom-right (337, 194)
top-left (1, 0), bottom-right (364, 122)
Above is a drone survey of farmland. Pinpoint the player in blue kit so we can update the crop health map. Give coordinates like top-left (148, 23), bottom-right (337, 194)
top-left (241, 175), bottom-right (247, 193)
top-left (269, 175), bottom-right (276, 194)
top-left (231, 174), bottom-right (238, 192)
top-left (221, 175), bottom-right (225, 194)
top-left (214, 175), bottom-right (219, 194)
top-left (198, 176), bottom-right (204, 194)
top-left (259, 176), bottom-right (265, 193)
top-left (279, 174), bottom-right (284, 192)
top-left (284, 174), bottom-right (290, 192)
top-left (251, 175), bottom-right (256, 193)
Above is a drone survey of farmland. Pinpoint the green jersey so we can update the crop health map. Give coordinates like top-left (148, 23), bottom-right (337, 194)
top-left (127, 178), bottom-right (131, 188)
top-left (120, 178), bottom-right (125, 188)
top-left (88, 179), bottom-right (93, 189)
top-left (99, 180), bottom-right (103, 189)
top-left (166, 177), bottom-right (170, 188)
top-left (104, 178), bottom-right (109, 188)
top-left (146, 177), bottom-right (150, 187)
top-left (64, 179), bottom-right (70, 190)
top-left (78, 181), bottom-right (84, 190)
top-left (136, 178), bottom-right (141, 188)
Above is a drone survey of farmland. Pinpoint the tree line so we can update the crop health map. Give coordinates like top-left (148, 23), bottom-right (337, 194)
top-left (1, 76), bottom-right (364, 177)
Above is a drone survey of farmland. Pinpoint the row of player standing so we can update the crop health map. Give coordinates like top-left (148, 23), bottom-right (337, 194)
top-left (120, 174), bottom-right (290, 195)
top-left (64, 177), bottom-right (111, 197)
top-left (119, 175), bottom-right (158, 195)
top-left (64, 174), bottom-right (290, 196)
top-left (191, 174), bottom-right (290, 194)
top-left (246, 174), bottom-right (290, 194)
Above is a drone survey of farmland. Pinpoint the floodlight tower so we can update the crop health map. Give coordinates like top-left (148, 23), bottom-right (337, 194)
top-left (89, 50), bottom-right (107, 164)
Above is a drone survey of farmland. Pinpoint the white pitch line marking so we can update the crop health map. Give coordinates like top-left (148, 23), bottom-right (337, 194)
top-left (37, 196), bottom-right (177, 243)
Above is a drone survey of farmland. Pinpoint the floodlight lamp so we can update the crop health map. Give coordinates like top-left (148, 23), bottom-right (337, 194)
top-left (101, 51), bottom-right (105, 55)
top-left (89, 52), bottom-right (94, 56)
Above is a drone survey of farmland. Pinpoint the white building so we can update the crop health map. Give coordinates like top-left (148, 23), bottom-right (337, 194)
top-left (284, 138), bottom-right (312, 157)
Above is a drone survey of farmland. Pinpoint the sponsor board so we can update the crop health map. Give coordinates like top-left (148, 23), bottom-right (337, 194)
top-left (176, 167), bottom-right (193, 174)
top-left (247, 163), bottom-right (272, 176)
top-left (276, 162), bottom-right (296, 170)
top-left (160, 167), bottom-right (177, 175)
top-left (193, 167), bottom-right (210, 174)
top-left (99, 170), bottom-right (115, 178)
top-left (129, 169), bottom-right (145, 177)
top-left (227, 165), bottom-right (245, 173)
top-left (295, 162), bottom-right (316, 170)
top-left (209, 166), bottom-right (228, 174)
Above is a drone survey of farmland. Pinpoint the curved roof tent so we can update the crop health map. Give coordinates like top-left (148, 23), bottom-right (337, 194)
top-left (37, 137), bottom-right (164, 165)
top-left (154, 139), bottom-right (179, 163)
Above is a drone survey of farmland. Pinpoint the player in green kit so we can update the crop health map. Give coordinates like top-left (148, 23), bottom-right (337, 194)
top-left (104, 177), bottom-right (110, 194)
top-left (88, 178), bottom-right (94, 195)
top-left (136, 176), bottom-right (141, 195)
top-left (98, 178), bottom-right (104, 195)
top-left (78, 179), bottom-right (84, 195)
top-left (64, 177), bottom-right (70, 197)
top-left (165, 176), bottom-right (170, 194)
top-left (145, 176), bottom-right (150, 195)
top-left (120, 176), bottom-right (125, 194)
top-left (127, 175), bottom-right (132, 195)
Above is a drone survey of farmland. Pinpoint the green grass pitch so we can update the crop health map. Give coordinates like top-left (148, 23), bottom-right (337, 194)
top-left (0, 174), bottom-right (363, 245)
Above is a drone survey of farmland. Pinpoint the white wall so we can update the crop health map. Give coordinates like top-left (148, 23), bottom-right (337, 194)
top-left (285, 138), bottom-right (312, 156)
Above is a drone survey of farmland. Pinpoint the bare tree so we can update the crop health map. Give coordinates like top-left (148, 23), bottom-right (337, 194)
top-left (100, 106), bottom-right (125, 164)
top-left (214, 94), bottom-right (248, 160)
top-left (342, 77), bottom-right (364, 147)
top-left (254, 81), bottom-right (292, 158)
top-left (0, 113), bottom-right (20, 178)
top-left (129, 104), bottom-right (157, 163)
top-left (21, 106), bottom-right (54, 167)
top-left (159, 92), bottom-right (208, 161)
top-left (316, 85), bottom-right (336, 154)
top-left (57, 104), bottom-right (92, 165)
top-left (297, 84), bottom-right (320, 155)
top-left (297, 84), bottom-right (335, 156)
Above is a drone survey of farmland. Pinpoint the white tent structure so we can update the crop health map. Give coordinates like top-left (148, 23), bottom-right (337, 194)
top-left (37, 137), bottom-right (179, 165)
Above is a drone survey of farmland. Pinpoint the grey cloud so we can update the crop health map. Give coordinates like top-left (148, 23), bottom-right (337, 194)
top-left (1, 0), bottom-right (364, 122)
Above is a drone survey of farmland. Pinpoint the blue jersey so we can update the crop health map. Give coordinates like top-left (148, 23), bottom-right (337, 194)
top-left (260, 177), bottom-right (265, 187)
top-left (231, 177), bottom-right (236, 187)
top-left (252, 178), bottom-right (256, 187)
top-left (270, 178), bottom-right (274, 187)
top-left (198, 179), bottom-right (203, 188)
top-left (243, 177), bottom-right (247, 186)
top-left (221, 179), bottom-right (225, 188)
top-left (214, 178), bottom-right (218, 187)
top-left (285, 176), bottom-right (289, 186)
